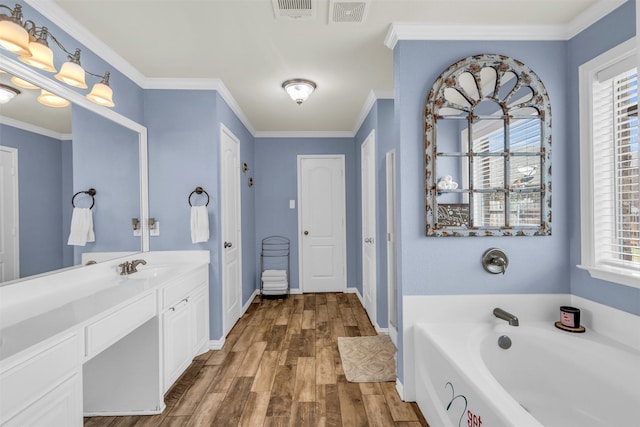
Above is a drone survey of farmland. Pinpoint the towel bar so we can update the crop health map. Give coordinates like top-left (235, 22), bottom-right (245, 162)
top-left (188, 186), bottom-right (210, 206)
top-left (71, 188), bottom-right (97, 209)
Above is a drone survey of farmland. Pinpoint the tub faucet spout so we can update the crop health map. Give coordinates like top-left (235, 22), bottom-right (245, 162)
top-left (493, 307), bottom-right (519, 326)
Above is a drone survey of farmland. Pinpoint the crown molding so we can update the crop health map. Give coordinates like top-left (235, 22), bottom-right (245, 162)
top-left (385, 23), bottom-right (567, 48)
top-left (0, 115), bottom-right (71, 140)
top-left (385, 0), bottom-right (628, 48)
top-left (565, 0), bottom-right (627, 39)
top-left (254, 130), bottom-right (354, 139)
top-left (351, 89), bottom-right (394, 136)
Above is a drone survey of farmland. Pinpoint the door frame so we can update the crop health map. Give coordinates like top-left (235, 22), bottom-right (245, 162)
top-left (297, 154), bottom-right (347, 293)
top-left (0, 146), bottom-right (19, 282)
top-left (361, 130), bottom-right (377, 325)
top-left (220, 124), bottom-right (242, 337)
top-left (385, 149), bottom-right (398, 345)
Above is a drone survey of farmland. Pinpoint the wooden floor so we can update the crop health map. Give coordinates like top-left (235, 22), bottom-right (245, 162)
top-left (85, 292), bottom-right (429, 427)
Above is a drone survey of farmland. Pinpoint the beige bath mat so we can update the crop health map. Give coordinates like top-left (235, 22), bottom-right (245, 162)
top-left (338, 335), bottom-right (396, 383)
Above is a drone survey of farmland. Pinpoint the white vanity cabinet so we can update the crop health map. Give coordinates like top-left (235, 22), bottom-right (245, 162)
top-left (0, 252), bottom-right (210, 425)
top-left (162, 265), bottom-right (209, 392)
top-left (0, 333), bottom-right (83, 426)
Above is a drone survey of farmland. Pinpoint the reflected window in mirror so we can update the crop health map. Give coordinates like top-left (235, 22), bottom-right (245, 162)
top-left (424, 54), bottom-right (552, 237)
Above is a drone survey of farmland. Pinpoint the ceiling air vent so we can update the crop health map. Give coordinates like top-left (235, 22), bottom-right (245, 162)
top-left (329, 0), bottom-right (370, 24)
top-left (272, 0), bottom-right (316, 20)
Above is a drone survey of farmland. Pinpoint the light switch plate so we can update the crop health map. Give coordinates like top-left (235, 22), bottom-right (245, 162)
top-left (289, 200), bottom-right (295, 209)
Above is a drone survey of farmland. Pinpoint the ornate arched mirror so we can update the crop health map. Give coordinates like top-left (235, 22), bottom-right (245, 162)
top-left (424, 54), bottom-right (552, 237)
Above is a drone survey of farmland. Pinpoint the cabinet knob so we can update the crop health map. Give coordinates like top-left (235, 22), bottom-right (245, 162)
top-left (303, 230), bottom-right (309, 236)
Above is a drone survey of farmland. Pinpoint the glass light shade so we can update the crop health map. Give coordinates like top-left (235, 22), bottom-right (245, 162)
top-left (86, 82), bottom-right (115, 107)
top-left (282, 79), bottom-right (316, 105)
top-left (0, 84), bottom-right (20, 104)
top-left (0, 19), bottom-right (31, 56)
top-left (55, 61), bottom-right (87, 88)
top-left (10, 76), bottom-right (39, 89)
top-left (37, 89), bottom-right (70, 108)
top-left (19, 40), bottom-right (56, 72)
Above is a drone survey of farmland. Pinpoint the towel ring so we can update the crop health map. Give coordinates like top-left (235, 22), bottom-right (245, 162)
top-left (71, 188), bottom-right (97, 209)
top-left (189, 186), bottom-right (210, 207)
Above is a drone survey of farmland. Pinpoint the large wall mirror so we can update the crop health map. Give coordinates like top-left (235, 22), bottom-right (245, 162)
top-left (0, 54), bottom-right (148, 284)
top-left (424, 54), bottom-right (552, 237)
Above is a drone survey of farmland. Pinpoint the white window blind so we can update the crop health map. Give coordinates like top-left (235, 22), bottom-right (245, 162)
top-left (591, 67), bottom-right (640, 270)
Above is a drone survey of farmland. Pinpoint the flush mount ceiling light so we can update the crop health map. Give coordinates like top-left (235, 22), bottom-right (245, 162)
top-left (0, 3), bottom-right (115, 107)
top-left (282, 79), bottom-right (316, 105)
top-left (0, 83), bottom-right (20, 104)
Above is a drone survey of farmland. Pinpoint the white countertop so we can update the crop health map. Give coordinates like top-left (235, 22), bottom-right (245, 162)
top-left (0, 253), bottom-right (209, 362)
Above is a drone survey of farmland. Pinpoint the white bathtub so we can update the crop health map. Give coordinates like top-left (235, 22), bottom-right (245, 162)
top-left (414, 321), bottom-right (640, 427)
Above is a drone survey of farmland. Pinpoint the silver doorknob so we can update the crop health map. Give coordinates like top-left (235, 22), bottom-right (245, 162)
top-left (304, 230), bottom-right (309, 235)
top-left (224, 241), bottom-right (232, 248)
top-left (364, 237), bottom-right (374, 243)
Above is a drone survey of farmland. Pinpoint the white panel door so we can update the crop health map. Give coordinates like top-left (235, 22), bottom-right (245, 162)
top-left (220, 125), bottom-right (242, 336)
top-left (361, 131), bottom-right (377, 324)
top-left (298, 155), bottom-right (346, 293)
top-left (386, 150), bottom-right (398, 345)
top-left (0, 146), bottom-right (19, 282)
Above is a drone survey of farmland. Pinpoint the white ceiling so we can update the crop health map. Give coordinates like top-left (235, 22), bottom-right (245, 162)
top-left (7, 0), bottom-right (627, 135)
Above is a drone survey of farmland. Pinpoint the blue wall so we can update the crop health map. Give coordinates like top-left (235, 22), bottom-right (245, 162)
top-left (71, 107), bottom-right (141, 263)
top-left (394, 40), bottom-right (570, 296)
top-left (254, 137), bottom-right (357, 292)
top-left (567, 0), bottom-right (640, 315)
top-left (354, 99), bottom-right (395, 328)
top-left (0, 125), bottom-right (70, 277)
top-left (144, 89), bottom-right (256, 340)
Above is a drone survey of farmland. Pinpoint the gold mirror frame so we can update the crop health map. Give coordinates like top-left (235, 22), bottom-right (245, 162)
top-left (424, 53), bottom-right (552, 237)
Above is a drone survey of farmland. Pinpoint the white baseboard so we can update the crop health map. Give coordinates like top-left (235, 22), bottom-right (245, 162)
top-left (395, 379), bottom-right (404, 401)
top-left (243, 289), bottom-right (259, 313)
top-left (209, 338), bottom-right (225, 351)
top-left (346, 287), bottom-right (363, 305)
top-left (289, 287), bottom-right (303, 294)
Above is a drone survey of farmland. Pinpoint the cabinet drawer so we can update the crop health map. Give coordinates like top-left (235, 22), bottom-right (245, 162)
top-left (0, 333), bottom-right (80, 423)
top-left (85, 292), bottom-right (156, 358)
top-left (162, 267), bottom-right (207, 310)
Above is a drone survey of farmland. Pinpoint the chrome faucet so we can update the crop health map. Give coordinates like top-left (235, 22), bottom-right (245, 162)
top-left (118, 259), bottom-right (147, 275)
top-left (493, 307), bottom-right (519, 326)
top-left (128, 259), bottom-right (147, 273)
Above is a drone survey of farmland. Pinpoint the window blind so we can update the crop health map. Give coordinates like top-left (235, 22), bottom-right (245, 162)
top-left (592, 67), bottom-right (640, 269)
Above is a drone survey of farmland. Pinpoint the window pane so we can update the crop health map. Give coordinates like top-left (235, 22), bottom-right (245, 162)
top-left (510, 192), bottom-right (541, 227)
top-left (473, 192), bottom-right (505, 227)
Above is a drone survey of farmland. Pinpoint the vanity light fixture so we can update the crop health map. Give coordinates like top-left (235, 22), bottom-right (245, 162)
top-left (282, 78), bottom-right (316, 105)
top-left (10, 75), bottom-right (39, 89)
top-left (0, 82), bottom-right (19, 103)
top-left (37, 89), bottom-right (70, 108)
top-left (0, 3), bottom-right (115, 107)
top-left (86, 72), bottom-right (115, 107)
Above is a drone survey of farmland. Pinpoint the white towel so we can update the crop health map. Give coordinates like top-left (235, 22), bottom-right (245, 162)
top-left (262, 269), bottom-right (287, 277)
top-left (67, 207), bottom-right (95, 246)
top-left (191, 205), bottom-right (210, 243)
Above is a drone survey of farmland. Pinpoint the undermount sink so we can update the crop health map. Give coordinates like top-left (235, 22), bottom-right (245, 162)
top-left (126, 266), bottom-right (174, 280)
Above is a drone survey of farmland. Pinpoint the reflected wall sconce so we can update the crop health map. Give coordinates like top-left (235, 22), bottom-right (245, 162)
top-left (282, 79), bottom-right (316, 105)
top-left (0, 3), bottom-right (115, 107)
top-left (148, 218), bottom-right (157, 230)
top-left (131, 218), bottom-right (140, 231)
top-left (0, 82), bottom-right (19, 103)
top-left (37, 89), bottom-right (70, 107)
top-left (248, 177), bottom-right (254, 188)
top-left (242, 162), bottom-right (248, 173)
